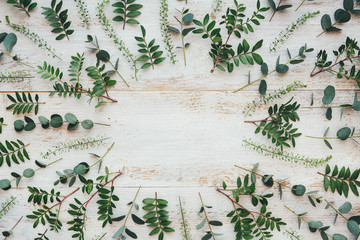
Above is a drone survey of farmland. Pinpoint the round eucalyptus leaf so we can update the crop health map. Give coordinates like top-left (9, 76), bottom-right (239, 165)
top-left (74, 162), bottom-right (89, 175)
top-left (183, 13), bottom-right (194, 23)
top-left (39, 116), bottom-right (50, 128)
top-left (96, 50), bottom-right (110, 62)
top-left (0, 179), bottom-right (10, 189)
top-left (65, 113), bottom-right (78, 124)
top-left (2, 231), bottom-right (10, 237)
top-left (308, 221), bottom-right (323, 229)
top-left (291, 185), bottom-right (306, 196)
top-left (344, 0), bottom-right (354, 11)
top-left (321, 14), bottom-right (332, 30)
top-left (81, 120), bottom-right (94, 129)
top-left (14, 120), bottom-right (24, 132)
top-left (333, 234), bottom-right (347, 240)
top-left (338, 202), bottom-right (352, 214)
top-left (334, 9), bottom-right (351, 23)
top-left (337, 127), bottom-right (351, 140)
top-left (261, 62), bottom-right (268, 75)
top-left (4, 33), bottom-right (17, 52)
top-left (322, 85), bottom-right (335, 105)
top-left (347, 220), bottom-right (360, 236)
top-left (262, 175), bottom-right (274, 187)
top-left (50, 114), bottom-right (63, 128)
top-left (23, 168), bottom-right (35, 178)
top-left (276, 64), bottom-right (289, 73)
top-left (24, 122), bottom-right (36, 131)
top-left (259, 80), bottom-right (267, 95)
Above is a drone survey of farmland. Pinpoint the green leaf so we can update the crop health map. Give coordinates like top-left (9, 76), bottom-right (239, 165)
top-left (347, 220), bottom-right (359, 236)
top-left (112, 226), bottom-right (124, 238)
top-left (196, 218), bottom-right (206, 230)
top-left (209, 220), bottom-right (222, 226)
top-left (168, 26), bottom-right (180, 33)
top-left (322, 85), bottom-right (335, 105)
top-left (0, 179), bottom-right (10, 189)
top-left (321, 14), bottom-right (332, 30)
top-left (291, 185), bottom-right (306, 196)
top-left (333, 234), bottom-right (348, 240)
top-left (183, 13), bottom-right (194, 23)
top-left (81, 120), bottom-right (94, 129)
top-left (65, 113), bottom-right (78, 124)
top-left (338, 202), bottom-right (352, 214)
top-left (259, 80), bottom-right (267, 95)
top-left (344, 0), bottom-right (354, 11)
top-left (276, 64), bottom-right (289, 73)
top-left (23, 168), bottom-right (35, 178)
top-left (4, 33), bottom-right (17, 52)
top-left (50, 114), bottom-right (63, 128)
top-left (337, 127), bottom-right (351, 140)
top-left (96, 50), bottom-right (110, 62)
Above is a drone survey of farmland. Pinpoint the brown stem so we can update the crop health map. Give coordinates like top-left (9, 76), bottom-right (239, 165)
top-left (269, 0), bottom-right (283, 22)
top-left (39, 229), bottom-right (48, 239)
top-left (310, 56), bottom-right (352, 77)
top-left (198, 192), bottom-right (216, 240)
top-left (4, 216), bottom-right (23, 240)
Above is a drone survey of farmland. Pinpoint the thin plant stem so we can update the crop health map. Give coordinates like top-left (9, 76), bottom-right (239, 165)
top-left (4, 216), bottom-right (23, 240)
top-left (198, 192), bottom-right (216, 240)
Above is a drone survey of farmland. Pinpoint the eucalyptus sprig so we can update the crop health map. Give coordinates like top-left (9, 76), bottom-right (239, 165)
top-left (0, 139), bottom-right (30, 167)
top-left (268, 0), bottom-right (292, 22)
top-left (0, 32), bottom-right (33, 68)
top-left (310, 37), bottom-right (360, 86)
top-left (197, 193), bottom-right (223, 240)
top-left (168, 8), bottom-right (194, 66)
top-left (320, 164), bottom-right (360, 197)
top-left (318, 0), bottom-right (360, 37)
top-left (1, 158), bottom-right (62, 190)
top-left (112, 0), bottom-right (143, 29)
top-left (160, 0), bottom-right (177, 64)
top-left (6, 92), bottom-right (43, 115)
top-left (42, 0), bottom-right (74, 40)
top-left (5, 16), bottom-right (62, 60)
top-left (243, 81), bottom-right (307, 117)
top-left (13, 113), bottom-right (110, 132)
top-left (306, 126), bottom-right (360, 149)
top-left (142, 193), bottom-right (175, 240)
top-left (234, 44), bottom-right (313, 93)
top-left (235, 163), bottom-right (322, 207)
top-left (242, 138), bottom-right (332, 167)
top-left (6, 0), bottom-right (37, 17)
top-left (269, 11), bottom-right (320, 53)
top-left (41, 136), bottom-right (109, 159)
top-left (193, 0), bottom-right (269, 73)
top-left (135, 25), bottom-right (165, 70)
top-left (112, 186), bottom-right (145, 239)
top-left (74, 0), bottom-right (91, 29)
top-left (97, 0), bottom-right (139, 80)
top-left (245, 98), bottom-right (301, 150)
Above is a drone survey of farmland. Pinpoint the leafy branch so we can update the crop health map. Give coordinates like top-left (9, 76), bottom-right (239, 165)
top-left (0, 139), bottom-right (30, 167)
top-left (6, 92), bottom-right (44, 115)
top-left (160, 0), bottom-right (177, 64)
top-left (112, 0), bottom-right (143, 29)
top-left (6, 0), bottom-right (37, 17)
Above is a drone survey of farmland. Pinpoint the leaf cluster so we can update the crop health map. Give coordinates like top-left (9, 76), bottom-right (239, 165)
top-left (0, 139), bottom-right (29, 167)
top-left (6, 0), bottom-right (37, 17)
top-left (7, 92), bottom-right (41, 115)
top-left (42, 0), bottom-right (74, 40)
top-left (28, 187), bottom-right (61, 205)
top-left (112, 0), bottom-right (143, 28)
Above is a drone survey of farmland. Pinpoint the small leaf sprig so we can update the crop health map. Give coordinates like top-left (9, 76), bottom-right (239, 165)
top-left (217, 174), bottom-right (286, 240)
top-left (0, 70), bottom-right (33, 83)
top-left (0, 196), bottom-right (17, 220)
top-left (197, 193), bottom-right (223, 240)
top-left (318, 0), bottom-right (360, 37)
top-left (112, 0), bottom-right (143, 29)
top-left (40, 135), bottom-right (109, 159)
top-left (74, 0), bottom-right (91, 29)
top-left (193, 0), bottom-right (269, 73)
top-left (87, 35), bottom-right (129, 87)
top-left (5, 16), bottom-right (62, 60)
top-left (168, 8), bottom-right (194, 66)
top-left (177, 196), bottom-right (192, 240)
top-left (135, 25), bottom-right (165, 70)
top-left (268, 0), bottom-right (293, 22)
top-left (0, 117), bottom-right (7, 134)
top-left (243, 81), bottom-right (307, 117)
top-left (284, 205), bottom-right (340, 240)
top-left (0, 32), bottom-right (33, 68)
top-left (112, 186), bottom-right (145, 239)
top-left (97, 0), bottom-right (139, 80)
top-left (1, 158), bottom-right (62, 190)
top-left (68, 52), bottom-right (84, 83)
top-left (269, 11), bottom-right (320, 53)
top-left (142, 193), bottom-right (175, 240)
top-left (160, 0), bottom-right (177, 64)
top-left (235, 163), bottom-right (323, 207)
top-left (0, 139), bottom-right (30, 168)
top-left (320, 164), bottom-right (360, 198)
top-left (306, 126), bottom-right (360, 149)
top-left (6, 92), bottom-right (44, 115)
top-left (13, 113), bottom-right (110, 132)
top-left (245, 98), bottom-right (301, 150)
top-left (41, 0), bottom-right (74, 40)
top-left (234, 44), bottom-right (313, 93)
top-left (67, 170), bottom-right (123, 239)
top-left (212, 0), bottom-right (222, 13)
top-left (283, 228), bottom-right (304, 240)
top-left (242, 138), bottom-right (332, 167)
top-left (6, 0), bottom-right (37, 17)
top-left (310, 37), bottom-right (360, 86)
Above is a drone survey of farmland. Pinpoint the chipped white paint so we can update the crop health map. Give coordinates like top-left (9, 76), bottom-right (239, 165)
top-left (0, 0), bottom-right (359, 239)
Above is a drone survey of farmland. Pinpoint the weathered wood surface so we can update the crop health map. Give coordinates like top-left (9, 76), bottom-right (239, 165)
top-left (0, 0), bottom-right (360, 239)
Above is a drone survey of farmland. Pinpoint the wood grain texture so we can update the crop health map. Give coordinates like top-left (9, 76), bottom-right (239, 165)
top-left (0, 0), bottom-right (360, 239)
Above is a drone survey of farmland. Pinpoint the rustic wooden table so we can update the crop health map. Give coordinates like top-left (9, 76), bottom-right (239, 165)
top-left (0, 0), bottom-right (359, 239)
